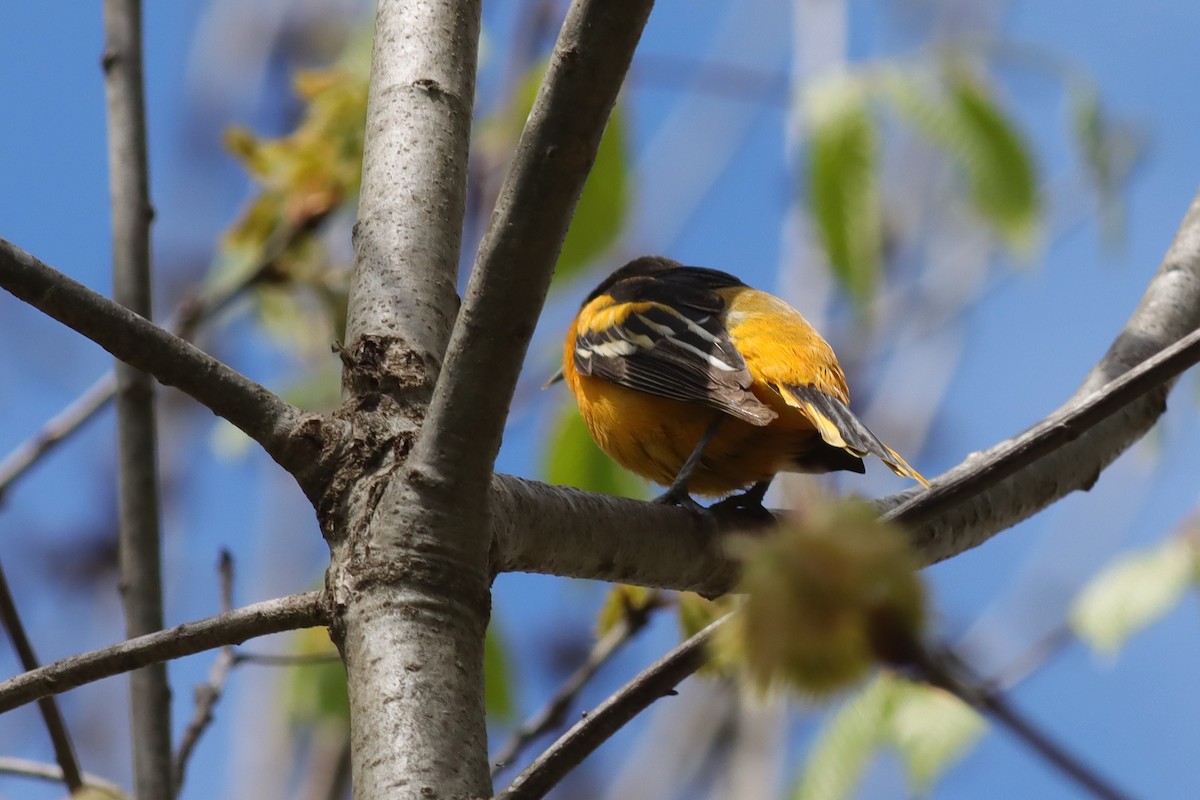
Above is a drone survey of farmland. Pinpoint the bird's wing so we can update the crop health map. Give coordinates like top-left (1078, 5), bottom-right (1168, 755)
top-left (573, 283), bottom-right (776, 426)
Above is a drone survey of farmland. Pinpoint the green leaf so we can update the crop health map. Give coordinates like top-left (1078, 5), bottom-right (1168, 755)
top-left (543, 402), bottom-right (646, 498)
top-left (485, 621), bottom-right (516, 721)
top-left (494, 65), bottom-right (630, 287)
top-left (1070, 536), bottom-right (1198, 657)
top-left (793, 674), bottom-right (983, 800)
top-left (884, 68), bottom-right (1039, 253)
top-left (557, 108), bottom-right (629, 282)
top-left (792, 675), bottom-right (895, 800)
top-left (596, 584), bottom-right (659, 637)
top-left (805, 75), bottom-right (882, 304)
top-left (284, 627), bottom-right (350, 725)
top-left (884, 677), bottom-right (984, 791)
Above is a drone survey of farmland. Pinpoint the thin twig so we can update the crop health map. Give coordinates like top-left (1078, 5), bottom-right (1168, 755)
top-left (0, 591), bottom-right (324, 714)
top-left (0, 238), bottom-right (338, 495)
top-left (0, 563), bottom-right (83, 792)
top-left (0, 373), bottom-right (116, 503)
top-left (232, 651), bottom-right (342, 667)
top-left (495, 615), bottom-right (728, 800)
top-left (173, 551), bottom-right (237, 793)
top-left (491, 596), bottom-right (661, 777)
top-left (985, 625), bottom-right (1076, 691)
top-left (0, 219), bottom-right (315, 504)
top-left (0, 756), bottom-right (126, 799)
top-left (102, 0), bottom-right (171, 794)
top-left (919, 649), bottom-right (1131, 800)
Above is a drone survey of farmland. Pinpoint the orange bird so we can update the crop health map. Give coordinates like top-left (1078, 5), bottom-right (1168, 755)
top-left (557, 256), bottom-right (928, 510)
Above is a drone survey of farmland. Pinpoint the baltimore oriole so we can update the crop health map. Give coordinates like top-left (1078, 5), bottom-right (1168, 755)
top-left (556, 256), bottom-right (928, 509)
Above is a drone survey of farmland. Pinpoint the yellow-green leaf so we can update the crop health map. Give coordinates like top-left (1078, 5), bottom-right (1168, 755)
top-left (485, 621), bottom-right (517, 721)
top-left (793, 673), bottom-right (982, 800)
top-left (884, 677), bottom-right (984, 790)
top-left (805, 75), bottom-right (881, 305)
top-left (1070, 536), bottom-right (1198, 657)
top-left (595, 584), bottom-right (658, 637)
top-left (284, 627), bottom-right (349, 725)
top-left (486, 63), bottom-right (630, 287)
top-left (884, 68), bottom-right (1039, 253)
top-left (792, 675), bottom-right (895, 800)
top-left (543, 402), bottom-right (646, 499)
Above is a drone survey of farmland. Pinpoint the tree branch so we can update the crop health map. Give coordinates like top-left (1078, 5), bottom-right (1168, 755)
top-left (0, 238), bottom-right (342, 499)
top-left (341, 0), bottom-right (480, 387)
top-left (0, 563), bottom-right (82, 793)
top-left (0, 218), bottom-right (321, 503)
top-left (102, 0), bottom-right (170, 792)
top-left (495, 615), bottom-right (729, 800)
top-left (0, 756), bottom-right (125, 799)
top-left (0, 592), bottom-right (324, 715)
top-left (409, 0), bottom-right (656, 501)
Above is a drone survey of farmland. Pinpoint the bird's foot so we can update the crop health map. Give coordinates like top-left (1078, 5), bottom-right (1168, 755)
top-left (709, 482), bottom-right (773, 523)
top-left (652, 486), bottom-right (706, 514)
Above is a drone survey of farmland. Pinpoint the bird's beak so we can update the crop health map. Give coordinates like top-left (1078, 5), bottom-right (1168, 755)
top-left (542, 368), bottom-right (565, 389)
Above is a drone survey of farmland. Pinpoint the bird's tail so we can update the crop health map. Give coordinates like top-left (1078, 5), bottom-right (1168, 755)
top-left (779, 383), bottom-right (930, 487)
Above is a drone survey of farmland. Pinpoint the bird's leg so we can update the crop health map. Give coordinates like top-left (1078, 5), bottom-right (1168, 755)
top-left (653, 414), bottom-right (724, 512)
top-left (711, 478), bottom-right (773, 515)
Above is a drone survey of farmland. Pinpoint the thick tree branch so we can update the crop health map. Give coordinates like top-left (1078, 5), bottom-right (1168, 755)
top-left (342, 0), bottom-right (480, 383)
top-left (0, 592), bottom-right (323, 715)
top-left (409, 0), bottom-right (656, 500)
top-left (0, 239), bottom-right (341, 499)
top-left (492, 185), bottom-right (1200, 588)
top-left (102, 0), bottom-right (170, 793)
top-left (329, 2), bottom-right (491, 799)
top-left (880, 186), bottom-right (1200, 560)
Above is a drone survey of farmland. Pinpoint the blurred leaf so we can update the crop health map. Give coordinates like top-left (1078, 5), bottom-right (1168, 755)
top-left (216, 32), bottom-right (368, 351)
top-left (884, 67), bottom-right (1039, 253)
top-left (719, 500), bottom-right (925, 695)
top-left (596, 584), bottom-right (659, 637)
top-left (1070, 536), bottom-right (1198, 657)
top-left (556, 109), bottom-right (629, 281)
top-left (543, 402), bottom-right (646, 499)
top-left (793, 674), bottom-right (895, 800)
top-left (1069, 84), bottom-right (1142, 246)
top-left (72, 787), bottom-right (130, 800)
top-left (794, 673), bottom-right (982, 800)
top-left (285, 626), bottom-right (350, 725)
top-left (483, 64), bottom-right (630, 287)
top-left (805, 74), bottom-right (881, 304)
top-left (485, 621), bottom-right (516, 721)
top-left (885, 677), bottom-right (984, 790)
top-left (677, 591), bottom-right (735, 640)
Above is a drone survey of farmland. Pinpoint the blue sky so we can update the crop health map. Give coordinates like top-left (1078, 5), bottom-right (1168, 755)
top-left (2, 1), bottom-right (1200, 798)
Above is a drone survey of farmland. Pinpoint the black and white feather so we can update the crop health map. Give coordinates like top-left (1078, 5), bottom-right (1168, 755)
top-left (574, 271), bottom-right (776, 426)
